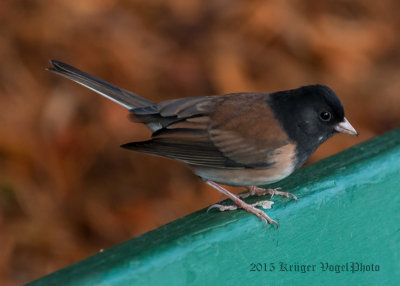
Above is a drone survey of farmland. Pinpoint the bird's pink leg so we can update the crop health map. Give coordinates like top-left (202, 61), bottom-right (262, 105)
top-left (239, 186), bottom-right (298, 201)
top-left (206, 180), bottom-right (278, 228)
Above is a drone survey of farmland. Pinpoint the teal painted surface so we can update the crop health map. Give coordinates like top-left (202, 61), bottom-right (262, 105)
top-left (28, 128), bottom-right (400, 286)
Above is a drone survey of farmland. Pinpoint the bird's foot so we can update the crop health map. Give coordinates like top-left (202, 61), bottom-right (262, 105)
top-left (207, 200), bottom-right (277, 227)
top-left (239, 186), bottom-right (298, 202)
top-left (206, 181), bottom-right (279, 228)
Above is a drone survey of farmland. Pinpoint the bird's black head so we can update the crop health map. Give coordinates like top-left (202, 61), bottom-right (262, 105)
top-left (268, 84), bottom-right (357, 167)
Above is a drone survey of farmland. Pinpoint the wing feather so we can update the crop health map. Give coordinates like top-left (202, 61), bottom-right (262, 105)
top-left (126, 93), bottom-right (291, 169)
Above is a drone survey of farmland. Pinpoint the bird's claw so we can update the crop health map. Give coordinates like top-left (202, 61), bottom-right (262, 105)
top-left (207, 203), bottom-right (238, 212)
top-left (240, 186), bottom-right (297, 202)
top-left (207, 200), bottom-right (277, 228)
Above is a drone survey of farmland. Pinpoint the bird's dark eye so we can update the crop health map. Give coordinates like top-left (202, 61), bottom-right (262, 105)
top-left (320, 111), bottom-right (331, 121)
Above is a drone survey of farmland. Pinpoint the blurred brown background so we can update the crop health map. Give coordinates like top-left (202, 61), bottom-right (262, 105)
top-left (1, 0), bottom-right (399, 284)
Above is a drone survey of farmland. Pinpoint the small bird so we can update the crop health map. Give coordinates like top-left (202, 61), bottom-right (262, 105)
top-left (47, 60), bottom-right (358, 227)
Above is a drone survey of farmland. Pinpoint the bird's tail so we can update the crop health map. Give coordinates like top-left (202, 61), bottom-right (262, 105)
top-left (47, 60), bottom-right (155, 109)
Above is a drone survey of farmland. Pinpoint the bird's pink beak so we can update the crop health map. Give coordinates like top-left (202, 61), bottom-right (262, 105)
top-left (334, 117), bottom-right (358, 136)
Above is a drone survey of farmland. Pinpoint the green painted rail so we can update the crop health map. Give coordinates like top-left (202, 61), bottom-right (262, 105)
top-left (28, 128), bottom-right (400, 286)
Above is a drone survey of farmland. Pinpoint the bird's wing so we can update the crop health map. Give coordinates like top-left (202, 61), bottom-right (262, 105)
top-left (124, 93), bottom-right (292, 169)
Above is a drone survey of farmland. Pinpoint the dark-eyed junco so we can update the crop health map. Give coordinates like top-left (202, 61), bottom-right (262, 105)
top-left (47, 60), bottom-right (358, 227)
